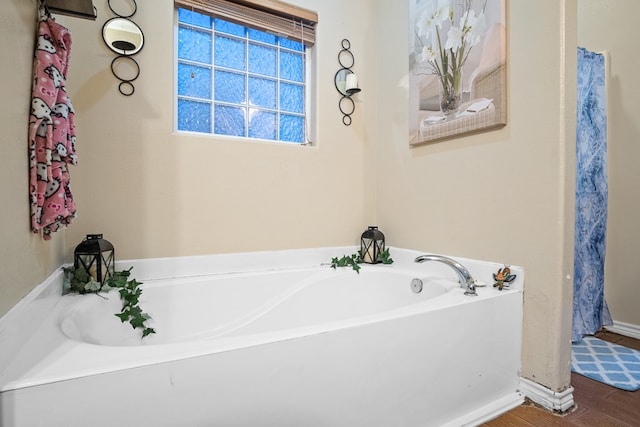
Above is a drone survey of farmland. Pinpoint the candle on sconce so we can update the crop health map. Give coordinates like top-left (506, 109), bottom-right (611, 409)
top-left (345, 73), bottom-right (358, 92)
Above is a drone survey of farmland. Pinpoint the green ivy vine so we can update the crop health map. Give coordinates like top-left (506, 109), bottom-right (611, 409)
top-left (330, 253), bottom-right (362, 273)
top-left (63, 266), bottom-right (156, 338)
top-left (330, 248), bottom-right (394, 273)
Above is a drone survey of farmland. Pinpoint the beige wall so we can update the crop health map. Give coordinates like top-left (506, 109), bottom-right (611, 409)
top-left (61, 0), bottom-right (372, 260)
top-left (0, 0), bottom-right (66, 316)
top-left (578, 0), bottom-right (640, 328)
top-left (371, 0), bottom-right (577, 391)
top-left (0, 0), bottom-right (372, 314)
top-left (1, 0), bottom-right (581, 394)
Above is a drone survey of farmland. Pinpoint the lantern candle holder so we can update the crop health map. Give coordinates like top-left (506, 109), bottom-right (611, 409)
top-left (74, 234), bottom-right (115, 283)
top-left (360, 226), bottom-right (385, 264)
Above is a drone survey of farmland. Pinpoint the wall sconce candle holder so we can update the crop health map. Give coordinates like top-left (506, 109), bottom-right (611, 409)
top-left (334, 39), bottom-right (361, 126)
top-left (102, 0), bottom-right (144, 96)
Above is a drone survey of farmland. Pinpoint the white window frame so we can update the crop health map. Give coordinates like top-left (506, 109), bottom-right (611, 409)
top-left (173, 0), bottom-right (317, 145)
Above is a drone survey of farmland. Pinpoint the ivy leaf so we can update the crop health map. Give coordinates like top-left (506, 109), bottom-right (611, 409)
top-left (128, 309), bottom-right (151, 329)
top-left (73, 268), bottom-right (91, 283)
top-left (84, 277), bottom-right (101, 292)
top-left (379, 248), bottom-right (394, 264)
top-left (128, 305), bottom-right (143, 318)
top-left (124, 291), bottom-right (140, 306)
top-left (115, 311), bottom-right (129, 323)
top-left (105, 267), bottom-right (132, 289)
top-left (130, 278), bottom-right (142, 287)
top-left (129, 315), bottom-right (146, 329)
top-left (142, 327), bottom-right (156, 338)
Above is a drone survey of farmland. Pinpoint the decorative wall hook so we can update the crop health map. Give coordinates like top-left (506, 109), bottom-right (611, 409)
top-left (334, 39), bottom-right (361, 126)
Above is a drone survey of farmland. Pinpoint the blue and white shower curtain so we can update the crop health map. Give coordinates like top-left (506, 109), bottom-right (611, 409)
top-left (572, 47), bottom-right (612, 342)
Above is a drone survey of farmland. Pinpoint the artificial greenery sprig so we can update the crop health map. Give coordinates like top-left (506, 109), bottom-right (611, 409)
top-left (377, 248), bottom-right (394, 264)
top-left (63, 266), bottom-right (155, 338)
top-left (63, 266), bottom-right (102, 294)
top-left (108, 268), bottom-right (156, 338)
top-left (331, 253), bottom-right (362, 273)
top-left (330, 248), bottom-right (394, 273)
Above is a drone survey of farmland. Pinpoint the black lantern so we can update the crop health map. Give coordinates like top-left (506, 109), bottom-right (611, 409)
top-left (74, 234), bottom-right (115, 283)
top-left (360, 226), bottom-right (385, 264)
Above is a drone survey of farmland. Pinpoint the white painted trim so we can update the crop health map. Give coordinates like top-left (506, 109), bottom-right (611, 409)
top-left (442, 392), bottom-right (524, 427)
top-left (519, 377), bottom-right (575, 413)
top-left (605, 321), bottom-right (640, 340)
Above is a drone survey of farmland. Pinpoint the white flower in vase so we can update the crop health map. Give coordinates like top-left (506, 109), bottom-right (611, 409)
top-left (414, 0), bottom-right (487, 114)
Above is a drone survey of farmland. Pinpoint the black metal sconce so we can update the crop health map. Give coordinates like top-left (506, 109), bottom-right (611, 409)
top-left (334, 39), bottom-right (361, 126)
top-left (102, 0), bottom-right (144, 96)
top-left (360, 226), bottom-right (385, 264)
top-left (74, 234), bottom-right (115, 283)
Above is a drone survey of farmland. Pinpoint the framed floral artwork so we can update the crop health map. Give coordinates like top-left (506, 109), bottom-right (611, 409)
top-left (409, 0), bottom-right (507, 145)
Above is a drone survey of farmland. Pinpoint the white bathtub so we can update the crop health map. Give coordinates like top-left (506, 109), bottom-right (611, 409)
top-left (0, 247), bottom-right (524, 427)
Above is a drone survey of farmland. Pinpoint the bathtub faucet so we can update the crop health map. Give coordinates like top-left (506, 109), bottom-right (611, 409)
top-left (414, 254), bottom-right (478, 296)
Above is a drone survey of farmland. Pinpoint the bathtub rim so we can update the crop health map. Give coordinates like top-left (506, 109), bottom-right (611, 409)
top-left (0, 246), bottom-right (524, 393)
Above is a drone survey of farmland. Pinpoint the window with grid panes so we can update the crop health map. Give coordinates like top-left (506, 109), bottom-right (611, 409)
top-left (176, 7), bottom-right (310, 143)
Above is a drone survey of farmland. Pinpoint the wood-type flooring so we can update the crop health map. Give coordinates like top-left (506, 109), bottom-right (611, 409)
top-left (483, 331), bottom-right (640, 426)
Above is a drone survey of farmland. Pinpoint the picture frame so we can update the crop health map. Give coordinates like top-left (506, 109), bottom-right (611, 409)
top-left (409, 0), bottom-right (507, 145)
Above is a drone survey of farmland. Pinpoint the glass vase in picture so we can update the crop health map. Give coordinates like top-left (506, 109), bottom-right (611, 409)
top-left (439, 70), bottom-right (462, 114)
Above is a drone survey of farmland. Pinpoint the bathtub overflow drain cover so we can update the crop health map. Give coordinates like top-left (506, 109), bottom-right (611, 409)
top-left (411, 278), bottom-right (423, 293)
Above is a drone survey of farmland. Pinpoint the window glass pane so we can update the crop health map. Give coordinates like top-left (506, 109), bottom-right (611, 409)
top-left (178, 99), bottom-right (211, 133)
top-left (279, 114), bottom-right (304, 143)
top-left (280, 51), bottom-right (303, 82)
top-left (178, 9), bottom-right (212, 28)
top-left (279, 83), bottom-right (303, 113)
top-left (249, 109), bottom-right (277, 140)
top-left (178, 63), bottom-right (211, 98)
top-left (214, 70), bottom-right (245, 103)
top-left (249, 43), bottom-right (276, 77)
top-left (214, 18), bottom-right (244, 36)
top-left (178, 27), bottom-right (212, 64)
top-left (214, 35), bottom-right (246, 70)
top-left (249, 77), bottom-right (276, 109)
top-left (280, 39), bottom-right (303, 52)
top-left (215, 105), bottom-right (245, 136)
top-left (248, 28), bottom-right (276, 45)
top-left (176, 10), bottom-right (309, 144)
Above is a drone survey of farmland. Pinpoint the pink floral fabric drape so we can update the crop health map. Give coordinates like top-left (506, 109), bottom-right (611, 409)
top-left (29, 13), bottom-right (77, 240)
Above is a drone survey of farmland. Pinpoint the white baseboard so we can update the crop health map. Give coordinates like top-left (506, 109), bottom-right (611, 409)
top-left (519, 377), bottom-right (575, 413)
top-left (605, 321), bottom-right (640, 340)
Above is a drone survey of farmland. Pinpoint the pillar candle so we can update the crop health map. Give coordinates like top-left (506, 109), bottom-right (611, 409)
top-left (345, 73), bottom-right (358, 91)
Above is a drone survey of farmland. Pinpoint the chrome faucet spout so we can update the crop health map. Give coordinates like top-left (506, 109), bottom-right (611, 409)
top-left (414, 254), bottom-right (477, 296)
